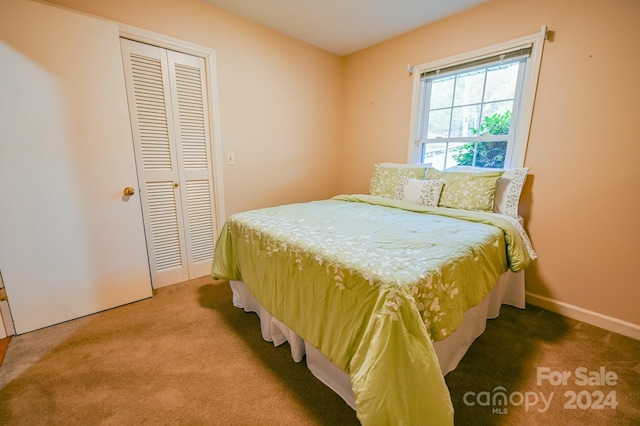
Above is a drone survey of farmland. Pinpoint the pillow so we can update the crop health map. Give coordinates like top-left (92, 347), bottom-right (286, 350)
top-left (445, 166), bottom-right (529, 217)
top-left (426, 167), bottom-right (503, 212)
top-left (369, 163), bottom-right (429, 199)
top-left (395, 176), bottom-right (444, 207)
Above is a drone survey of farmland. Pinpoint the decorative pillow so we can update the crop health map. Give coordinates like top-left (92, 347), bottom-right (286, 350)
top-left (396, 176), bottom-right (444, 207)
top-left (369, 163), bottom-right (429, 199)
top-left (445, 166), bottom-right (529, 217)
top-left (426, 167), bottom-right (503, 212)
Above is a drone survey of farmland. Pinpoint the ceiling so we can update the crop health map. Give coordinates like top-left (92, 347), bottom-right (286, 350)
top-left (201, 0), bottom-right (489, 56)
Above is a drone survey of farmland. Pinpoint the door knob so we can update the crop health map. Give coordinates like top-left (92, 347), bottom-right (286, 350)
top-left (123, 186), bottom-right (136, 196)
top-left (173, 182), bottom-right (179, 188)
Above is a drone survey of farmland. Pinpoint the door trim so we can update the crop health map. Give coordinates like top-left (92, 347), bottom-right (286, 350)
top-left (0, 271), bottom-right (14, 337)
top-left (119, 24), bottom-right (227, 232)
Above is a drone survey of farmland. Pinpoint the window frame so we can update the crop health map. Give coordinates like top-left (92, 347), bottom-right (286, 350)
top-left (407, 26), bottom-right (548, 169)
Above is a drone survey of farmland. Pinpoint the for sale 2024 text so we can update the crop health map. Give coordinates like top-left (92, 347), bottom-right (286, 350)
top-left (536, 366), bottom-right (618, 411)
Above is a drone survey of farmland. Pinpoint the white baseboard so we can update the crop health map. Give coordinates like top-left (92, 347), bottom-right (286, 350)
top-left (525, 292), bottom-right (640, 341)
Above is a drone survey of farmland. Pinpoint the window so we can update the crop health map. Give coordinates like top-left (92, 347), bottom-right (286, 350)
top-left (408, 27), bottom-right (547, 170)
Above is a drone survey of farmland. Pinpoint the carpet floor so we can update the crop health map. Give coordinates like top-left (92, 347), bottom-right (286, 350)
top-left (0, 276), bottom-right (638, 425)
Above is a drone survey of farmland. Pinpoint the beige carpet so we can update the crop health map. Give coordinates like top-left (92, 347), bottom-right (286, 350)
top-left (444, 302), bottom-right (640, 425)
top-left (0, 276), bottom-right (638, 425)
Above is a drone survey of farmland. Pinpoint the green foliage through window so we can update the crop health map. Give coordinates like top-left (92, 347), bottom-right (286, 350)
top-left (452, 111), bottom-right (511, 168)
top-left (471, 110), bottom-right (511, 136)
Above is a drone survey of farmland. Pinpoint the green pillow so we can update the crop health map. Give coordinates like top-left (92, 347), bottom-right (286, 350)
top-left (426, 167), bottom-right (503, 211)
top-left (369, 163), bottom-right (429, 199)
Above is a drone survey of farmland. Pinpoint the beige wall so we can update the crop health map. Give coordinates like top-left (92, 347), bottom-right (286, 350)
top-left (37, 0), bottom-right (640, 328)
top-left (341, 0), bottom-right (640, 326)
top-left (46, 0), bottom-right (344, 216)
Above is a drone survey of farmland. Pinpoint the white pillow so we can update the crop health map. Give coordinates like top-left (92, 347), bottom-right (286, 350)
top-left (396, 176), bottom-right (443, 207)
top-left (444, 166), bottom-right (529, 218)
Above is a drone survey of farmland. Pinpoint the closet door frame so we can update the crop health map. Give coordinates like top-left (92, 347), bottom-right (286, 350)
top-left (118, 24), bottom-right (227, 278)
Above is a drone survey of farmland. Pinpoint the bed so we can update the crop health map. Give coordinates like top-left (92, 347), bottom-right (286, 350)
top-left (211, 164), bottom-right (536, 425)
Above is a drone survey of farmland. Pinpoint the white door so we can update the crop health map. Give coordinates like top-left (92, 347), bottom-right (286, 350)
top-left (121, 39), bottom-right (218, 288)
top-left (0, 0), bottom-right (153, 334)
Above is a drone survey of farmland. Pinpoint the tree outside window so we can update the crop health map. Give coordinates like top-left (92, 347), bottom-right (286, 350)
top-left (415, 54), bottom-right (528, 170)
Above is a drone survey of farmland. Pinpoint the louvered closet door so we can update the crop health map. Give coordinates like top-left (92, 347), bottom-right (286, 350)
top-left (121, 39), bottom-right (217, 288)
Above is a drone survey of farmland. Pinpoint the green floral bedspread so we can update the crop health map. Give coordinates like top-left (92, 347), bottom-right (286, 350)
top-left (211, 194), bottom-right (536, 425)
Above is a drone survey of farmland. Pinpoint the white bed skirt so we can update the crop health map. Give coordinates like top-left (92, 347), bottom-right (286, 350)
top-left (229, 270), bottom-right (525, 410)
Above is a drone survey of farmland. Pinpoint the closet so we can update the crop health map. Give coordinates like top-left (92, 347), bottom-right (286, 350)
top-left (121, 39), bottom-right (217, 288)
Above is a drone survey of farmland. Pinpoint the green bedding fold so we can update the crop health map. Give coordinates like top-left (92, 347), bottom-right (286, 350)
top-left (211, 195), bottom-right (536, 425)
top-left (333, 194), bottom-right (537, 272)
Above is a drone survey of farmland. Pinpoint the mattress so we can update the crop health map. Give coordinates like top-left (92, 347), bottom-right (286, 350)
top-left (211, 194), bottom-right (536, 424)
